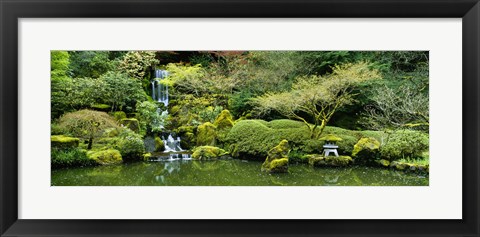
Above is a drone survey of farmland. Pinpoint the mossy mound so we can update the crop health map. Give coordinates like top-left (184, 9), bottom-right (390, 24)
top-left (120, 118), bottom-right (140, 133)
top-left (319, 134), bottom-right (343, 142)
top-left (192, 146), bottom-right (227, 160)
top-left (213, 110), bottom-right (234, 130)
top-left (86, 149), bottom-right (123, 165)
top-left (196, 122), bottom-right (217, 146)
top-left (226, 119), bottom-right (386, 160)
top-left (261, 140), bottom-right (290, 173)
top-left (51, 135), bottom-right (79, 149)
top-left (154, 137), bottom-right (165, 152)
top-left (307, 154), bottom-right (352, 167)
top-left (352, 137), bottom-right (380, 164)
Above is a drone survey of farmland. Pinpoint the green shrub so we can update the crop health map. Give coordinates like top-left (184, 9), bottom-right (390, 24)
top-left (380, 130), bottom-right (429, 160)
top-left (266, 119), bottom-right (305, 129)
top-left (91, 103), bottom-right (111, 112)
top-left (113, 111), bottom-right (127, 121)
top-left (114, 129), bottom-right (145, 161)
top-left (51, 148), bottom-right (96, 169)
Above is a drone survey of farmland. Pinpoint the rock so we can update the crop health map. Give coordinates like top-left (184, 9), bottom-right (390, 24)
top-left (143, 152), bottom-right (152, 161)
top-left (196, 122), bottom-right (217, 146)
top-left (376, 159), bottom-right (390, 167)
top-left (120, 118), bottom-right (140, 133)
top-left (352, 137), bottom-right (380, 164)
top-left (154, 136), bottom-right (165, 152)
top-left (192, 146), bottom-right (227, 160)
top-left (261, 140), bottom-right (290, 173)
top-left (86, 149), bottom-right (122, 165)
top-left (325, 156), bottom-right (353, 166)
top-left (308, 154), bottom-right (352, 167)
top-left (51, 135), bottom-right (79, 149)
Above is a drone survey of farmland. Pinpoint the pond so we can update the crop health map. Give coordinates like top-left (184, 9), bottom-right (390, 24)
top-left (51, 158), bottom-right (428, 186)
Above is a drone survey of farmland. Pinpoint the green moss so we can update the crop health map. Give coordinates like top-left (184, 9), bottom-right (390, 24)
top-left (154, 137), bottom-right (165, 152)
top-left (120, 118), bottom-right (140, 133)
top-left (261, 140), bottom-right (290, 173)
top-left (319, 134), bottom-right (343, 142)
top-left (86, 149), bottom-right (123, 165)
top-left (143, 152), bottom-right (152, 161)
top-left (91, 103), bottom-right (111, 112)
top-left (376, 159), bottom-right (391, 167)
top-left (213, 110), bottom-right (234, 129)
top-left (192, 146), bottom-right (227, 160)
top-left (352, 137), bottom-right (381, 164)
top-left (113, 111), bottom-right (127, 121)
top-left (51, 135), bottom-right (79, 149)
top-left (196, 122), bottom-right (217, 146)
top-left (307, 154), bottom-right (352, 167)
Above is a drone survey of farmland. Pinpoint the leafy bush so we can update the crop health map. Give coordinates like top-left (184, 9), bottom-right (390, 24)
top-left (51, 148), bottom-right (96, 169)
top-left (380, 130), bottom-right (429, 160)
top-left (114, 129), bottom-right (145, 161)
top-left (135, 101), bottom-right (166, 134)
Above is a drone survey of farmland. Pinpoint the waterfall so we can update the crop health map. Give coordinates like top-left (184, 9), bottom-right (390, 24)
top-left (152, 69), bottom-right (169, 106)
top-left (163, 134), bottom-right (183, 152)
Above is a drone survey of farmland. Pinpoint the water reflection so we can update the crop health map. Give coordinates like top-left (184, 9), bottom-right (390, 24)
top-left (52, 159), bottom-right (429, 186)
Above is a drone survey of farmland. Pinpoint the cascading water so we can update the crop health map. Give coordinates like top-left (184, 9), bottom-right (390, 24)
top-left (152, 69), bottom-right (169, 106)
top-left (148, 69), bottom-right (190, 160)
top-left (163, 134), bottom-right (183, 153)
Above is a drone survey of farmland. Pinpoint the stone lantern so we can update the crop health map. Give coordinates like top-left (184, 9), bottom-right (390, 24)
top-left (320, 134), bottom-right (343, 157)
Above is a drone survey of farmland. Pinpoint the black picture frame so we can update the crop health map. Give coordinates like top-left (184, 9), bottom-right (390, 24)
top-left (1, 0), bottom-right (479, 236)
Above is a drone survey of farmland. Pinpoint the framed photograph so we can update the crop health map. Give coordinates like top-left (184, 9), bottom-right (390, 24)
top-left (1, 0), bottom-right (479, 236)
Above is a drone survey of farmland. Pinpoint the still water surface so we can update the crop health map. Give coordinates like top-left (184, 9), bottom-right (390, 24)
top-left (51, 159), bottom-right (428, 186)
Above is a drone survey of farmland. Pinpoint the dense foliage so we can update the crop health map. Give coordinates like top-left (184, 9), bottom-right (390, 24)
top-left (51, 50), bottom-right (429, 172)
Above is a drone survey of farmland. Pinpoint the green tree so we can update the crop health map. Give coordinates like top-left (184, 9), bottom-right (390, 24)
top-left (100, 71), bottom-right (148, 111)
top-left (58, 110), bottom-right (119, 149)
top-left (69, 51), bottom-right (114, 78)
top-left (136, 101), bottom-right (167, 133)
top-left (119, 51), bottom-right (159, 80)
top-left (252, 62), bottom-right (381, 138)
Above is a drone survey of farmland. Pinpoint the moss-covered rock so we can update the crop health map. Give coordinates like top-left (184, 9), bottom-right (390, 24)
top-left (192, 146), bottom-right (227, 160)
top-left (307, 154), bottom-right (352, 167)
top-left (120, 118), bottom-right (140, 133)
top-left (143, 152), bottom-right (152, 161)
top-left (213, 109), bottom-right (234, 130)
top-left (262, 140), bottom-right (290, 173)
top-left (86, 149), bottom-right (123, 165)
top-left (51, 135), bottom-right (79, 149)
top-left (154, 137), bottom-right (165, 152)
top-left (196, 122), bottom-right (217, 146)
top-left (352, 137), bottom-right (380, 164)
top-left (113, 111), bottom-right (127, 121)
top-left (376, 159), bottom-right (391, 167)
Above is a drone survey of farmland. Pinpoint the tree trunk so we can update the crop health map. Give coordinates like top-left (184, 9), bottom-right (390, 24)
top-left (87, 137), bottom-right (93, 150)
